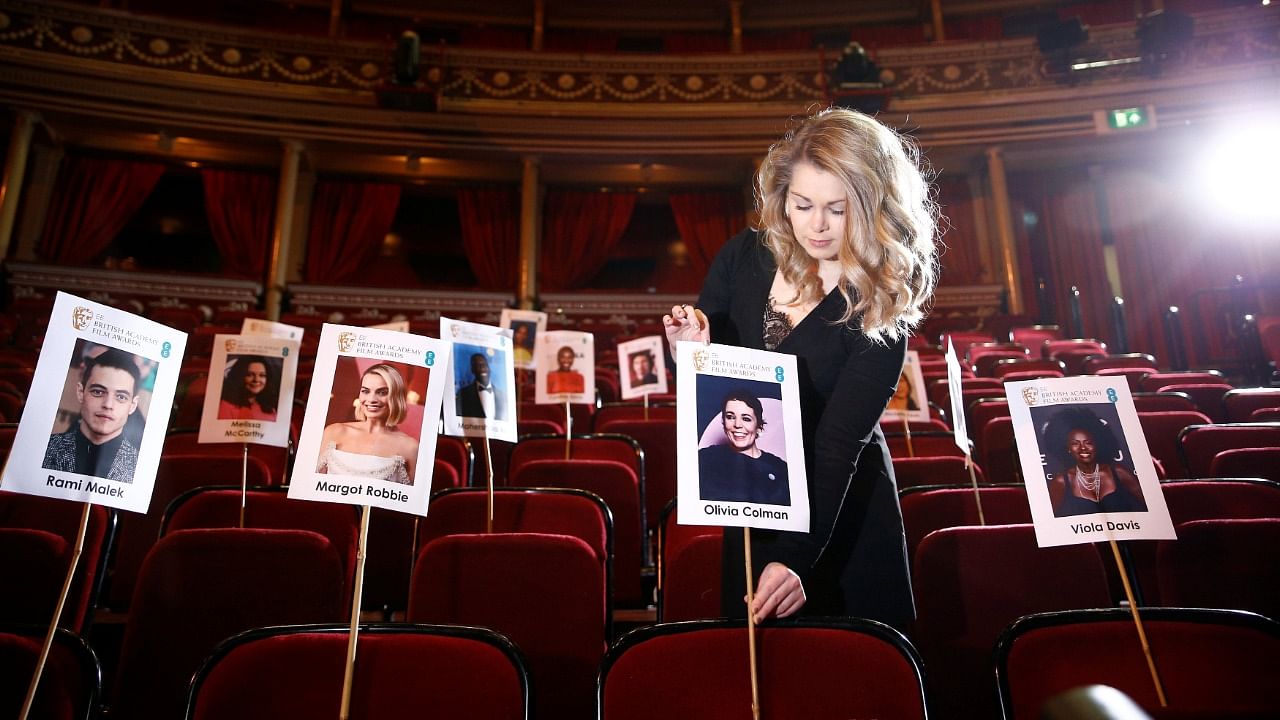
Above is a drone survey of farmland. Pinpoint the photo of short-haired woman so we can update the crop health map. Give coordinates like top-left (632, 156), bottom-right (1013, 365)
top-left (696, 376), bottom-right (790, 506)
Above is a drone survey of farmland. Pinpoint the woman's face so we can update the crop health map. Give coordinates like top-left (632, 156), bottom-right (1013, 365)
top-left (242, 362), bottom-right (268, 397)
top-left (722, 399), bottom-right (760, 453)
top-left (512, 324), bottom-right (529, 345)
top-left (1066, 429), bottom-right (1096, 467)
top-left (359, 371), bottom-right (390, 420)
top-left (557, 348), bottom-right (575, 371)
top-left (787, 161), bottom-right (848, 264)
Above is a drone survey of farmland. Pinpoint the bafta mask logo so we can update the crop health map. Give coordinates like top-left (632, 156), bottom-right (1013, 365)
top-left (692, 349), bottom-right (709, 373)
top-left (1021, 385), bottom-right (1040, 407)
top-left (224, 339), bottom-right (238, 353)
top-left (337, 332), bottom-right (356, 353)
top-left (71, 306), bottom-right (93, 331)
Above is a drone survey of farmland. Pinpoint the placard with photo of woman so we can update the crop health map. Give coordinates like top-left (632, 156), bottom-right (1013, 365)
top-left (1006, 375), bottom-right (1174, 547)
top-left (674, 341), bottom-right (808, 533)
top-left (880, 349), bottom-right (929, 423)
top-left (288, 324), bottom-right (450, 516)
top-left (197, 334), bottom-right (300, 448)
top-left (534, 330), bottom-right (594, 405)
top-left (499, 309), bottom-right (546, 370)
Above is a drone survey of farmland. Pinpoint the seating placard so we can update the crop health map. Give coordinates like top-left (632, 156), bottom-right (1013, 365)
top-left (618, 335), bottom-right (668, 400)
top-left (288, 324), bottom-right (449, 516)
top-left (441, 317), bottom-right (517, 443)
top-left (881, 349), bottom-right (929, 423)
top-left (197, 334), bottom-right (299, 447)
top-left (499, 308), bottom-right (547, 371)
top-left (675, 341), bottom-right (808, 532)
top-left (1, 291), bottom-right (187, 513)
top-left (534, 330), bottom-right (595, 406)
top-left (1006, 375), bottom-right (1175, 547)
top-left (242, 317), bottom-right (304, 341)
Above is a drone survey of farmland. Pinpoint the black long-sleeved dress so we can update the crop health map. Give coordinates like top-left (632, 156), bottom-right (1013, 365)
top-left (698, 229), bottom-right (915, 629)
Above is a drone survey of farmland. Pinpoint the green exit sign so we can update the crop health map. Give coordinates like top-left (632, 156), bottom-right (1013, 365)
top-left (1108, 107), bottom-right (1148, 129)
top-left (1095, 106), bottom-right (1157, 134)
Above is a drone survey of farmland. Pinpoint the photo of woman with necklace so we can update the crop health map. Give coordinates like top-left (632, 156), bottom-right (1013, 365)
top-left (1037, 406), bottom-right (1147, 518)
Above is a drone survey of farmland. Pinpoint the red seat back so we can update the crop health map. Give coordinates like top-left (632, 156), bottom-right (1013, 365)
top-left (0, 625), bottom-right (100, 720)
top-left (978, 416), bottom-right (1020, 483)
top-left (162, 486), bottom-right (360, 600)
top-left (1137, 411), bottom-right (1212, 479)
top-left (1209, 446), bottom-right (1280, 481)
top-left (1157, 518), bottom-right (1280, 619)
top-left (409, 533), bottom-right (605, 720)
top-left (1224, 388), bottom-right (1280, 423)
top-left (112, 528), bottom-right (346, 720)
top-left (0, 491), bottom-right (113, 632)
top-left (1009, 325), bottom-right (1062, 348)
top-left (187, 624), bottom-right (529, 720)
top-left (659, 533), bottom-right (722, 622)
top-left (593, 418), bottom-right (676, 537)
top-left (106, 453), bottom-right (272, 611)
top-left (1179, 423), bottom-right (1280, 478)
top-left (1137, 371), bottom-right (1225, 393)
top-left (891, 456), bottom-right (984, 492)
top-left (996, 608), bottom-right (1280, 719)
top-left (508, 458), bottom-right (644, 607)
top-left (912, 524), bottom-right (1112, 720)
top-left (898, 484), bottom-right (1032, 566)
top-left (1131, 391), bottom-right (1198, 413)
top-left (1154, 382), bottom-right (1233, 423)
top-left (592, 403), bottom-right (676, 431)
top-left (885, 431), bottom-right (964, 458)
top-left (600, 620), bottom-right (927, 720)
top-left (1081, 352), bottom-right (1157, 374)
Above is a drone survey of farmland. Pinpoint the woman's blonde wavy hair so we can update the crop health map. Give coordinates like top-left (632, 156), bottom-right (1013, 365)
top-left (756, 107), bottom-right (939, 343)
top-left (354, 363), bottom-right (408, 427)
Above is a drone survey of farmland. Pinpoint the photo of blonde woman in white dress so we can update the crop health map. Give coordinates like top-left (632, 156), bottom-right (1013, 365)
top-left (316, 361), bottom-right (419, 485)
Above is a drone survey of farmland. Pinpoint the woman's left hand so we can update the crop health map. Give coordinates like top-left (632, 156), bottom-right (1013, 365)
top-left (750, 562), bottom-right (806, 621)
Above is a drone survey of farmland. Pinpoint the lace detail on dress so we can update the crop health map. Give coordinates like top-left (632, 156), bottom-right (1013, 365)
top-left (763, 295), bottom-right (794, 351)
top-left (316, 441), bottom-right (410, 485)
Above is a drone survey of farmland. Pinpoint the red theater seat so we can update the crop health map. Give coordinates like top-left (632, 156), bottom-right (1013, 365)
top-left (1178, 422), bottom-right (1280, 479)
top-left (600, 619), bottom-right (927, 720)
top-left (898, 484), bottom-right (1032, 564)
top-left (1209, 446), bottom-right (1280, 481)
top-left (996, 608), bottom-right (1280, 719)
top-left (186, 624), bottom-right (529, 720)
top-left (0, 623), bottom-right (100, 720)
top-left (657, 501), bottom-right (722, 622)
top-left (1157, 518), bottom-right (1280, 619)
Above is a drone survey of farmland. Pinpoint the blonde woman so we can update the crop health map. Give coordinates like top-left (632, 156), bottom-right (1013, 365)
top-left (665, 107), bottom-right (938, 629)
top-left (317, 363), bottom-right (418, 485)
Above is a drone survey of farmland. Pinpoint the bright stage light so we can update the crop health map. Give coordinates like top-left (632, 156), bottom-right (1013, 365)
top-left (1194, 122), bottom-right (1280, 227)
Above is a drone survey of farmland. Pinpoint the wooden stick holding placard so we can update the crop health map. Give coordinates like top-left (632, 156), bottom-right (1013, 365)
top-left (239, 444), bottom-right (249, 528)
top-left (564, 400), bottom-right (572, 460)
top-left (1107, 537), bottom-right (1167, 706)
top-left (743, 526), bottom-right (761, 720)
top-left (483, 434), bottom-right (495, 534)
top-left (643, 393), bottom-right (650, 421)
top-left (339, 505), bottom-right (372, 720)
top-left (19, 502), bottom-right (91, 720)
top-left (902, 417), bottom-right (914, 458)
top-left (964, 451), bottom-right (986, 525)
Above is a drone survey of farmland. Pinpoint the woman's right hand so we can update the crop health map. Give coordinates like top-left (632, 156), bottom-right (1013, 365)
top-left (663, 304), bottom-right (710, 348)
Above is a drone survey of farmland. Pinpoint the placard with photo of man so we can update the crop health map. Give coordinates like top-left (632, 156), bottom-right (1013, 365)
top-left (197, 334), bottom-right (300, 448)
top-left (441, 317), bottom-right (517, 443)
top-left (1, 292), bottom-right (186, 513)
top-left (617, 335), bottom-right (668, 400)
top-left (1005, 375), bottom-right (1174, 547)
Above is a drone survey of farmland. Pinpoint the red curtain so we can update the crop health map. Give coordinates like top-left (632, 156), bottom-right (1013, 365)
top-left (669, 191), bottom-right (745, 279)
top-left (935, 177), bottom-right (985, 286)
top-left (39, 156), bottom-right (167, 264)
top-left (201, 168), bottom-right (276, 278)
top-left (457, 187), bottom-right (520, 290)
top-left (540, 190), bottom-right (637, 291)
top-left (304, 181), bottom-right (401, 284)
top-left (1018, 168), bottom-right (1113, 342)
